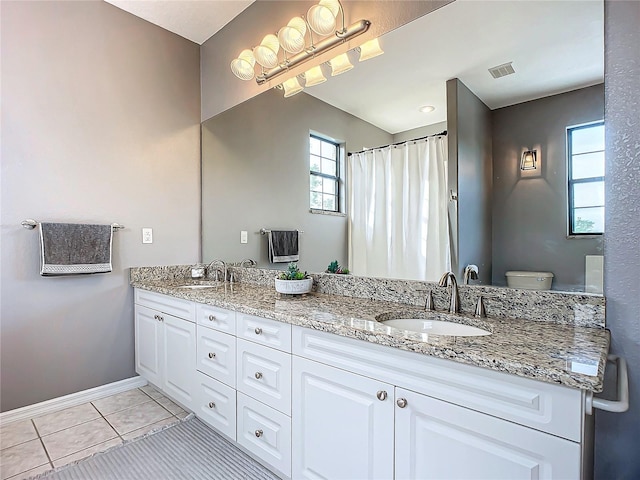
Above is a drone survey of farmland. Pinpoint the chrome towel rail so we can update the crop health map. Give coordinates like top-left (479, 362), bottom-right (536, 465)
top-left (21, 219), bottom-right (125, 230)
top-left (259, 228), bottom-right (304, 235)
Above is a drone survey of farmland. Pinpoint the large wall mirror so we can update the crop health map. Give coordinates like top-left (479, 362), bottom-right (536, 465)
top-left (202, 0), bottom-right (604, 293)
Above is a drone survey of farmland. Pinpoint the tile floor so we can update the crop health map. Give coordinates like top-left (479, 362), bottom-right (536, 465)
top-left (0, 385), bottom-right (188, 480)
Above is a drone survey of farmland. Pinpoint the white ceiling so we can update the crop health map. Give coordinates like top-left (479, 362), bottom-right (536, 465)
top-left (304, 0), bottom-right (604, 133)
top-left (104, 0), bottom-right (254, 45)
top-left (105, 0), bottom-right (603, 134)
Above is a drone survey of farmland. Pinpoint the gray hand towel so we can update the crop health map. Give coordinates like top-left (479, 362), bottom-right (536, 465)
top-left (40, 223), bottom-right (113, 276)
top-left (268, 230), bottom-right (299, 263)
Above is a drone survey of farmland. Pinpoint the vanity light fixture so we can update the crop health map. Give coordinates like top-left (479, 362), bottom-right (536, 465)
top-left (282, 76), bottom-right (304, 97)
top-left (230, 0), bottom-right (383, 97)
top-left (520, 150), bottom-right (537, 170)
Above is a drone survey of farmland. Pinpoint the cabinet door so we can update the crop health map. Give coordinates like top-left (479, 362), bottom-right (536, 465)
top-left (197, 327), bottom-right (236, 388)
top-left (394, 388), bottom-right (581, 480)
top-left (162, 313), bottom-right (196, 410)
top-left (195, 371), bottom-right (236, 441)
top-left (134, 305), bottom-right (163, 387)
top-left (292, 356), bottom-right (394, 480)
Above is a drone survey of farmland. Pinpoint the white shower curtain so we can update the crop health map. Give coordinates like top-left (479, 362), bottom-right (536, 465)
top-left (347, 135), bottom-right (450, 281)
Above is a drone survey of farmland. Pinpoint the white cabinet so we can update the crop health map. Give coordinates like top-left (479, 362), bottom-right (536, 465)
top-left (134, 304), bottom-right (163, 387)
top-left (194, 371), bottom-right (236, 441)
top-left (236, 312), bottom-right (291, 352)
top-left (161, 314), bottom-right (196, 409)
top-left (197, 327), bottom-right (236, 388)
top-left (237, 392), bottom-right (291, 477)
top-left (394, 387), bottom-right (581, 480)
top-left (134, 290), bottom-right (196, 411)
top-left (292, 356), bottom-right (394, 480)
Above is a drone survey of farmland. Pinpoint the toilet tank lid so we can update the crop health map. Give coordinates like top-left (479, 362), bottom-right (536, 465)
top-left (505, 271), bottom-right (554, 278)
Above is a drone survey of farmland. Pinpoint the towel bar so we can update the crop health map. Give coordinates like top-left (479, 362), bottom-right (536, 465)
top-left (21, 219), bottom-right (125, 231)
top-left (259, 228), bottom-right (304, 235)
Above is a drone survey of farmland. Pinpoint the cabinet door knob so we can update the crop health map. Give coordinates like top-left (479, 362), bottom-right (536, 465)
top-left (208, 352), bottom-right (216, 359)
top-left (208, 401), bottom-right (215, 409)
top-left (396, 398), bottom-right (408, 408)
top-left (154, 314), bottom-right (159, 320)
top-left (376, 390), bottom-right (388, 401)
top-left (255, 429), bottom-right (263, 438)
top-left (254, 327), bottom-right (262, 335)
top-left (208, 315), bottom-right (216, 321)
top-left (254, 372), bottom-right (263, 379)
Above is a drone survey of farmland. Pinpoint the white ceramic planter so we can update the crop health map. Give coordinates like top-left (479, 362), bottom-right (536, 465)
top-left (275, 278), bottom-right (313, 295)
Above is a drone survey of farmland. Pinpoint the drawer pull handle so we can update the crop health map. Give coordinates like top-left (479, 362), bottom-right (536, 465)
top-left (208, 352), bottom-right (216, 359)
top-left (154, 314), bottom-right (158, 320)
top-left (208, 315), bottom-right (216, 321)
top-left (254, 327), bottom-right (262, 335)
top-left (376, 390), bottom-right (387, 401)
top-left (255, 429), bottom-right (263, 438)
top-left (254, 372), bottom-right (263, 379)
top-left (396, 398), bottom-right (408, 408)
top-left (208, 401), bottom-right (215, 409)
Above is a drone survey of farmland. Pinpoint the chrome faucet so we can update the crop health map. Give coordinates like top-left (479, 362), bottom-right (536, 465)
top-left (206, 259), bottom-right (227, 282)
top-left (438, 272), bottom-right (460, 313)
top-left (463, 264), bottom-right (479, 284)
top-left (239, 258), bottom-right (257, 268)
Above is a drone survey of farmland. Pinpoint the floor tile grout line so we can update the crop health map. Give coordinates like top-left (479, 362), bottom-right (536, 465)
top-left (31, 419), bottom-right (54, 472)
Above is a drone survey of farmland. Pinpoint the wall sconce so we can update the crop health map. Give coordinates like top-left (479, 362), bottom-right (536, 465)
top-left (230, 0), bottom-right (383, 97)
top-left (520, 150), bottom-right (537, 170)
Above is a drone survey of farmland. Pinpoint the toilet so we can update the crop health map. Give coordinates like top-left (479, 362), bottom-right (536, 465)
top-left (505, 271), bottom-right (554, 290)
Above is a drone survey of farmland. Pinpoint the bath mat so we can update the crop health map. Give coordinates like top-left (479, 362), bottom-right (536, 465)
top-left (36, 417), bottom-right (281, 479)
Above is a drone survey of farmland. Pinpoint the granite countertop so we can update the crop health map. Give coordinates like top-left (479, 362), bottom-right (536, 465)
top-left (131, 280), bottom-right (610, 393)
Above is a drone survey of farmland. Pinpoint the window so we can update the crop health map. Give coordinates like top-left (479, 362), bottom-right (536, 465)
top-left (309, 134), bottom-right (340, 212)
top-left (568, 122), bottom-right (605, 235)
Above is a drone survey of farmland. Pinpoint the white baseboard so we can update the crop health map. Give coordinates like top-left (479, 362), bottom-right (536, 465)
top-left (0, 376), bottom-right (147, 426)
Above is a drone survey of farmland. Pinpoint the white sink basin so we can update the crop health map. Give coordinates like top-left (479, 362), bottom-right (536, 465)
top-left (178, 285), bottom-right (218, 289)
top-left (381, 319), bottom-right (491, 336)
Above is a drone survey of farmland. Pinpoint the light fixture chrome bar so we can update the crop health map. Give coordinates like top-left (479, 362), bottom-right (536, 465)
top-left (256, 19), bottom-right (370, 85)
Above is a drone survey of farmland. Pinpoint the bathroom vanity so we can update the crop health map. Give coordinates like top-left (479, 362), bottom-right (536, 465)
top-left (131, 267), bottom-right (615, 480)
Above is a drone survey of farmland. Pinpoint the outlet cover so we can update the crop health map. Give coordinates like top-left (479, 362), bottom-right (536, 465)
top-left (240, 230), bottom-right (248, 244)
top-left (142, 228), bottom-right (153, 244)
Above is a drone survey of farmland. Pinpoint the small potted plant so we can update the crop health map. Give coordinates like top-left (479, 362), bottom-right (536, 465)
top-left (275, 262), bottom-right (313, 295)
top-left (326, 260), bottom-right (349, 275)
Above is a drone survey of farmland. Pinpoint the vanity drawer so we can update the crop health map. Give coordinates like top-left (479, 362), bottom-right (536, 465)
top-left (135, 289), bottom-right (195, 322)
top-left (194, 372), bottom-right (236, 441)
top-left (293, 326), bottom-right (583, 442)
top-left (237, 392), bottom-right (291, 478)
top-left (197, 327), bottom-right (236, 387)
top-left (196, 303), bottom-right (235, 334)
top-left (236, 313), bottom-right (291, 352)
top-left (237, 339), bottom-right (291, 415)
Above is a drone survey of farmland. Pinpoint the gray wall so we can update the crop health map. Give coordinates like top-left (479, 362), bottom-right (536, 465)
top-left (447, 79), bottom-right (493, 284)
top-left (200, 0), bottom-right (452, 121)
top-left (201, 89), bottom-right (392, 273)
top-left (0, 1), bottom-right (201, 411)
top-left (597, 1), bottom-right (640, 478)
top-left (492, 85), bottom-right (604, 291)
top-left (392, 121), bottom-right (448, 143)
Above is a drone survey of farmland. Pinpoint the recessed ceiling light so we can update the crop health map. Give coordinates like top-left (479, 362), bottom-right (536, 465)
top-left (419, 105), bottom-right (435, 113)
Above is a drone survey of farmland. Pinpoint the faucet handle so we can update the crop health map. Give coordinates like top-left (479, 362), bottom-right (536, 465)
top-left (424, 290), bottom-right (435, 311)
top-left (474, 296), bottom-right (487, 318)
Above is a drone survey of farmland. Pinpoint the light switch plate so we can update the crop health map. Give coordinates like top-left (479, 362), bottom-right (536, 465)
top-left (240, 230), bottom-right (248, 244)
top-left (142, 228), bottom-right (153, 244)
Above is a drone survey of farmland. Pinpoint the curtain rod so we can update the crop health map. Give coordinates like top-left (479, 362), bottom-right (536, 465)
top-left (347, 130), bottom-right (447, 157)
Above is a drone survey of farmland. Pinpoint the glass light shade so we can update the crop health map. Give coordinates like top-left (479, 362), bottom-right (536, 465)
top-left (329, 53), bottom-right (354, 76)
top-left (230, 49), bottom-right (256, 80)
top-left (307, 4), bottom-right (337, 36)
top-left (359, 38), bottom-right (384, 61)
top-left (253, 34), bottom-right (280, 68)
top-left (278, 17), bottom-right (307, 54)
top-left (304, 65), bottom-right (327, 87)
top-left (282, 76), bottom-right (304, 97)
top-left (521, 150), bottom-right (537, 170)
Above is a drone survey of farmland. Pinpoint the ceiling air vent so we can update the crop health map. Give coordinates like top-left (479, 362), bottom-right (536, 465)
top-left (488, 62), bottom-right (515, 79)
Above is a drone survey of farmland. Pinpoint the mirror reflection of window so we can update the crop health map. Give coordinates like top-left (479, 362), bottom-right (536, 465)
top-left (309, 134), bottom-right (341, 213)
top-left (568, 122), bottom-right (605, 236)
